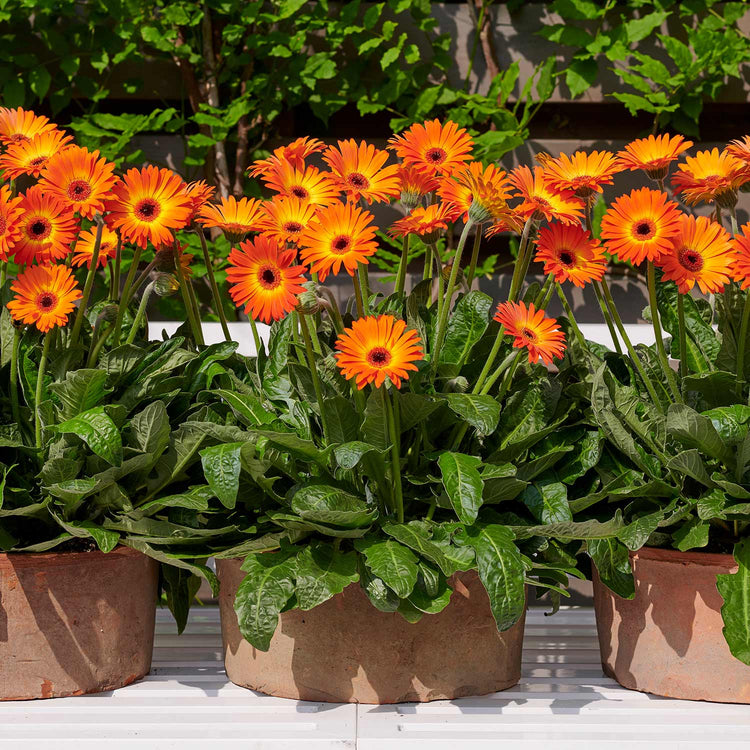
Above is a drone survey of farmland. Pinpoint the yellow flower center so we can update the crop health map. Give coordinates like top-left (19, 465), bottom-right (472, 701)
top-left (67, 179), bottom-right (92, 201)
top-left (366, 346), bottom-right (392, 368)
top-left (135, 198), bottom-right (161, 222)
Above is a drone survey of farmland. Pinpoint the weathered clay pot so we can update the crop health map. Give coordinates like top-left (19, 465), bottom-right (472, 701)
top-left (217, 557), bottom-right (526, 703)
top-left (593, 546), bottom-right (750, 703)
top-left (0, 546), bottom-right (158, 700)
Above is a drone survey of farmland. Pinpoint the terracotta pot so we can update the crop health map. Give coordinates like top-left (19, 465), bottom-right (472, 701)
top-left (0, 546), bottom-right (158, 700)
top-left (217, 557), bottom-right (526, 703)
top-left (593, 546), bottom-right (750, 703)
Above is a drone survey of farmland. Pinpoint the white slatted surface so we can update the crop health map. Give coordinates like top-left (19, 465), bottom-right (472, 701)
top-left (3, 607), bottom-right (750, 749)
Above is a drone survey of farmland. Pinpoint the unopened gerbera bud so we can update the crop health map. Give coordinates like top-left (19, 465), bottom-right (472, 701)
top-left (296, 288), bottom-right (323, 315)
top-left (400, 189), bottom-right (422, 211)
top-left (153, 273), bottom-right (180, 297)
top-left (445, 375), bottom-right (470, 393)
top-left (95, 304), bottom-right (119, 325)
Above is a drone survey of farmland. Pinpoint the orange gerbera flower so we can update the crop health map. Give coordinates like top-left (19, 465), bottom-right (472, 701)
top-left (71, 225), bottom-right (119, 269)
top-left (7, 263), bottom-right (81, 332)
top-left (297, 202), bottom-right (378, 280)
top-left (658, 214), bottom-right (733, 294)
top-left (0, 185), bottom-right (24, 261)
top-left (389, 119), bottom-right (474, 176)
top-left (396, 164), bottom-right (440, 208)
top-left (439, 161), bottom-right (515, 222)
top-left (616, 134), bottom-right (693, 180)
top-left (544, 150), bottom-right (620, 199)
top-left (322, 139), bottom-right (400, 204)
top-left (727, 136), bottom-right (750, 166)
top-left (510, 166), bottom-right (584, 225)
top-left (105, 166), bottom-right (191, 250)
top-left (534, 223), bottom-right (606, 287)
top-left (672, 148), bottom-right (748, 207)
top-left (258, 196), bottom-right (316, 244)
top-left (262, 162), bottom-right (339, 206)
top-left (38, 145), bottom-right (116, 219)
top-left (388, 203), bottom-right (453, 239)
top-left (335, 315), bottom-right (424, 389)
top-left (13, 186), bottom-right (78, 265)
top-left (198, 196), bottom-right (264, 243)
top-left (247, 136), bottom-right (325, 177)
top-left (155, 241), bottom-right (194, 278)
top-left (485, 211), bottom-right (524, 239)
top-left (0, 129), bottom-right (73, 179)
top-left (731, 224), bottom-right (750, 290)
top-left (494, 300), bottom-right (566, 366)
top-left (183, 180), bottom-right (216, 223)
top-left (600, 188), bottom-right (682, 265)
top-left (226, 234), bottom-right (307, 323)
top-left (0, 107), bottom-right (57, 146)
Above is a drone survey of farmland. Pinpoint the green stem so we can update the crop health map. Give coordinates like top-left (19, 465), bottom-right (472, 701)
top-left (736, 290), bottom-right (750, 398)
top-left (557, 284), bottom-right (593, 371)
top-left (174, 250), bottom-right (204, 347)
top-left (533, 274), bottom-right (555, 309)
top-left (130, 258), bottom-right (157, 298)
top-left (10, 326), bottom-right (21, 427)
top-left (593, 281), bottom-right (623, 355)
top-left (647, 261), bottom-right (682, 402)
top-left (730, 205), bottom-right (740, 237)
top-left (320, 288), bottom-right (345, 334)
top-left (248, 317), bottom-right (263, 354)
top-left (195, 229), bottom-right (231, 342)
top-left (473, 326), bottom-right (505, 395)
top-left (69, 219), bottom-right (104, 350)
top-left (85, 322), bottom-right (114, 368)
top-left (481, 348), bottom-right (522, 396)
top-left (358, 263), bottom-right (371, 315)
top-left (465, 228), bottom-right (482, 288)
top-left (112, 244), bottom-right (143, 346)
top-left (677, 293), bottom-right (688, 393)
top-left (35, 334), bottom-right (52, 450)
top-left (0, 260), bottom-right (6, 288)
top-left (110, 231), bottom-right (122, 301)
top-left (125, 281), bottom-right (155, 346)
top-left (434, 243), bottom-right (445, 321)
top-left (507, 218), bottom-right (535, 303)
top-left (298, 312), bottom-right (329, 443)
top-left (353, 269), bottom-right (365, 318)
top-left (423, 242), bottom-right (433, 281)
top-left (384, 389), bottom-right (404, 522)
top-left (396, 235), bottom-right (410, 295)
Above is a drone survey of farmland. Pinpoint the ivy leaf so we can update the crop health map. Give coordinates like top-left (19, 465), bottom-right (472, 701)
top-left (354, 538), bottom-right (419, 598)
top-left (717, 538), bottom-right (750, 665)
top-left (438, 451), bottom-right (484, 525)
top-left (200, 442), bottom-right (243, 509)
top-left (55, 406), bottom-right (123, 466)
top-left (295, 542), bottom-right (359, 610)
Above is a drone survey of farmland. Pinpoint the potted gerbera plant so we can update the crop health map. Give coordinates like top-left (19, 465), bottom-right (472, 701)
top-left (0, 108), bottom-right (229, 700)
top-left (535, 131), bottom-right (750, 702)
top-left (177, 120), bottom-right (618, 704)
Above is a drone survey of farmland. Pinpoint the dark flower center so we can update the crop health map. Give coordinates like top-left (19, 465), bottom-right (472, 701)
top-left (521, 327), bottom-right (537, 342)
top-left (426, 147), bottom-right (447, 164)
top-left (67, 179), bottom-right (92, 201)
top-left (284, 221), bottom-right (303, 234)
top-left (347, 172), bottom-right (369, 189)
top-left (29, 156), bottom-right (48, 169)
top-left (366, 346), bottom-right (392, 367)
top-left (36, 292), bottom-right (57, 311)
top-left (291, 186), bottom-right (309, 199)
top-left (28, 218), bottom-right (51, 240)
top-left (331, 234), bottom-right (351, 254)
top-left (678, 247), bottom-right (704, 272)
top-left (634, 220), bottom-right (655, 240)
top-left (558, 249), bottom-right (575, 267)
top-left (8, 133), bottom-right (27, 144)
top-left (0, 216), bottom-right (6, 235)
top-left (135, 198), bottom-right (161, 222)
top-left (258, 265), bottom-right (280, 289)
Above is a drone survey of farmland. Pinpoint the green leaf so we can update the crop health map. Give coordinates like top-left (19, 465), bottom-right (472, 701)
top-left (702, 405), bottom-right (750, 446)
top-left (214, 389), bottom-right (276, 426)
top-left (672, 518), bottom-right (710, 551)
top-left (138, 485), bottom-right (214, 512)
top-left (200, 442), bottom-right (243, 509)
top-left (130, 400), bottom-right (170, 457)
top-left (354, 538), bottom-right (419, 598)
top-left (291, 484), bottom-right (377, 528)
top-left (48, 369), bottom-right (111, 419)
top-left (667, 404), bottom-right (733, 464)
top-left (333, 441), bottom-right (383, 470)
top-left (382, 520), bottom-right (464, 576)
top-left (618, 509), bottom-right (664, 550)
top-left (440, 394), bottom-right (501, 436)
top-left (717, 538), bottom-right (750, 665)
top-left (441, 291), bottom-right (492, 365)
top-left (362, 387), bottom-right (389, 450)
top-left (565, 58), bottom-right (598, 98)
top-left (438, 452), bottom-right (484, 525)
top-left (28, 66), bottom-right (51, 99)
top-left (55, 407), bottom-right (123, 466)
top-left (323, 396), bottom-right (360, 444)
top-left (463, 524), bottom-right (526, 631)
top-left (667, 449), bottom-right (715, 487)
top-left (623, 10), bottom-right (669, 43)
top-left (521, 479), bottom-right (572, 524)
top-left (295, 542), bottom-right (359, 610)
top-left (51, 514), bottom-right (120, 553)
top-left (588, 538), bottom-right (634, 599)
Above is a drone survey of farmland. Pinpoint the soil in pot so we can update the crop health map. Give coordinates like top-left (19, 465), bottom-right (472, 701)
top-left (216, 557), bottom-right (526, 704)
top-left (0, 545), bottom-right (159, 700)
top-left (593, 546), bottom-right (750, 703)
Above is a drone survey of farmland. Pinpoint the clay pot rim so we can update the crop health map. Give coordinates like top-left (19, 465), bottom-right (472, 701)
top-left (0, 544), bottom-right (138, 568)
top-left (632, 545), bottom-right (736, 567)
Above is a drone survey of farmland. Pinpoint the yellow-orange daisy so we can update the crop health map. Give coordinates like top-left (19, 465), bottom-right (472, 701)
top-left (247, 136), bottom-right (326, 177)
top-left (599, 187), bottom-right (682, 265)
top-left (13, 186), bottom-right (79, 265)
top-left (226, 234), bottom-right (307, 323)
top-left (258, 196), bottom-right (316, 244)
top-left (727, 136), bottom-right (750, 174)
top-left (322, 139), bottom-right (400, 204)
top-left (0, 107), bottom-right (57, 146)
top-left (105, 166), bottom-right (191, 250)
top-left (544, 150), bottom-right (620, 199)
top-left (388, 203), bottom-right (453, 239)
top-left (439, 161), bottom-right (514, 221)
top-left (183, 180), bottom-right (216, 223)
top-left (297, 202), bottom-right (378, 280)
top-left (658, 214), bottom-right (733, 294)
top-left (71, 225), bottom-right (120, 269)
top-left (485, 211), bottom-right (524, 239)
top-left (731, 224), bottom-right (750, 289)
top-left (616, 134), bottom-right (693, 180)
top-left (672, 148), bottom-right (748, 207)
top-left (7, 263), bottom-right (81, 332)
top-left (389, 119), bottom-right (474, 176)
top-left (335, 315), bottom-right (424, 389)
top-left (262, 162), bottom-right (340, 206)
top-left (0, 185), bottom-right (24, 261)
top-left (198, 196), bottom-right (264, 243)
top-left (510, 165), bottom-right (584, 225)
top-left (396, 163), bottom-right (440, 208)
top-left (534, 223), bottom-right (606, 287)
top-left (0, 129), bottom-right (73, 179)
top-left (38, 145), bottom-right (116, 219)
top-left (494, 300), bottom-right (566, 366)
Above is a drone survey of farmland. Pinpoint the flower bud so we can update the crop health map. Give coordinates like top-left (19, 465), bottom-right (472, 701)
top-left (153, 273), bottom-right (180, 297)
top-left (445, 375), bottom-right (470, 393)
top-left (296, 288), bottom-right (323, 315)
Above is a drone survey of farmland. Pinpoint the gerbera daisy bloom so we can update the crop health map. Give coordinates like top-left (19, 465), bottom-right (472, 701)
top-left (71, 225), bottom-right (119, 269)
top-left (485, 211), bottom-right (524, 239)
top-left (38, 146), bottom-right (116, 219)
top-left (7, 263), bottom-right (81, 332)
top-left (727, 136), bottom-right (750, 167)
top-left (155, 241), bottom-right (194, 278)
top-left (183, 180), bottom-right (216, 223)
top-left (672, 148), bottom-right (748, 207)
top-left (510, 165), bottom-right (584, 225)
top-left (388, 203), bottom-right (453, 239)
top-left (297, 202), bottom-right (378, 281)
top-left (0, 107), bottom-right (57, 146)
top-left (0, 129), bottom-right (73, 179)
top-left (658, 214), bottom-right (733, 294)
top-left (247, 136), bottom-right (325, 177)
top-left (731, 224), bottom-right (750, 289)
top-left (600, 187), bottom-right (682, 265)
top-left (322, 139), bottom-right (400, 204)
top-left (262, 162), bottom-right (340, 206)
top-left (439, 161), bottom-right (514, 222)
top-left (543, 150), bottom-right (620, 199)
top-left (13, 186), bottom-right (79, 265)
top-left (258, 196), bottom-right (317, 244)
top-left (389, 119), bottom-right (474, 176)
top-left (616, 133), bottom-right (693, 181)
top-left (335, 315), bottom-right (424, 389)
top-left (198, 196), bottom-right (265, 243)
top-left (494, 300), bottom-right (566, 366)
top-left (226, 234), bottom-right (307, 323)
top-left (0, 185), bottom-right (24, 261)
top-left (534, 223), bottom-right (607, 287)
top-left (396, 163), bottom-right (440, 208)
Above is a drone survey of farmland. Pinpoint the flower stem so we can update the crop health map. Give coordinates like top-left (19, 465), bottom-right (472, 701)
top-left (353, 268), bottom-right (365, 318)
top-left (396, 234), bottom-right (410, 295)
top-left (507, 218), bottom-right (536, 303)
top-left (557, 284), bottom-right (594, 372)
top-left (480, 348), bottom-right (522, 396)
top-left (433, 242), bottom-right (445, 320)
top-left (0, 259), bottom-right (6, 288)
top-left (677, 293), bottom-right (688, 392)
top-left (730, 204), bottom-right (740, 237)
top-left (384, 389), bottom-right (404, 522)
top-left (298, 312), bottom-right (330, 443)
top-left (69, 219), bottom-right (104, 350)
top-left (85, 322), bottom-right (114, 368)
top-left (112, 244), bottom-right (143, 346)
top-left (125, 280), bottom-right (156, 346)
top-left (472, 326), bottom-right (505, 395)
top-left (533, 274), bottom-right (555, 309)
top-left (174, 249), bottom-right (204, 346)
top-left (736, 290), bottom-right (750, 398)
top-left (593, 280), bottom-right (623, 355)
top-left (248, 317), bottom-right (262, 355)
top-left (195, 228), bottom-right (231, 342)
top-left (10, 326), bottom-right (21, 427)
top-left (358, 263), bottom-right (371, 315)
top-left (110, 231), bottom-right (122, 301)
top-left (465, 228), bottom-right (482, 288)
top-left (647, 261), bottom-right (682, 402)
top-left (35, 333), bottom-right (52, 450)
